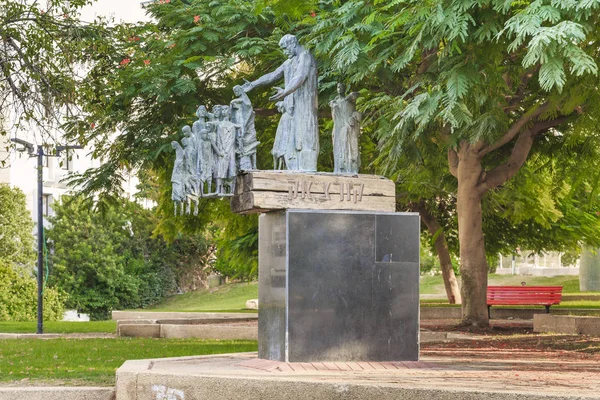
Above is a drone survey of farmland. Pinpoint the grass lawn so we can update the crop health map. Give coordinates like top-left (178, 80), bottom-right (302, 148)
top-left (139, 276), bottom-right (600, 312)
top-left (420, 274), bottom-right (593, 295)
top-left (0, 321), bottom-right (116, 334)
top-left (554, 300), bottom-right (600, 309)
top-left (0, 338), bottom-right (257, 385)
top-left (420, 274), bottom-right (600, 308)
top-left (145, 282), bottom-right (259, 312)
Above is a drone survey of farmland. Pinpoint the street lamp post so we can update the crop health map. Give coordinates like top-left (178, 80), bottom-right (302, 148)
top-left (10, 138), bottom-right (82, 334)
top-left (36, 145), bottom-right (44, 334)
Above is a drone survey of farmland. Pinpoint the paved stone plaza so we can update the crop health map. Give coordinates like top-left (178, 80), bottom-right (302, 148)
top-left (115, 350), bottom-right (600, 400)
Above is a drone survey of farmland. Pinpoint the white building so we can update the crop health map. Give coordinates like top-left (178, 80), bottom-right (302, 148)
top-left (496, 251), bottom-right (580, 277)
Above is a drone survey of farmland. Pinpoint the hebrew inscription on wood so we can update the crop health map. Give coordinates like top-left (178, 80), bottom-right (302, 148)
top-left (230, 171), bottom-right (395, 214)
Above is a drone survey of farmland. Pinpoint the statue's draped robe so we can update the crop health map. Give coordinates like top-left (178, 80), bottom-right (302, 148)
top-left (272, 107), bottom-right (294, 169)
top-left (198, 136), bottom-right (214, 184)
top-left (231, 96), bottom-right (258, 170)
top-left (171, 144), bottom-right (186, 202)
top-left (182, 136), bottom-right (199, 192)
top-left (250, 48), bottom-right (319, 171)
top-left (192, 117), bottom-right (208, 176)
top-left (214, 121), bottom-right (237, 180)
top-left (330, 94), bottom-right (360, 174)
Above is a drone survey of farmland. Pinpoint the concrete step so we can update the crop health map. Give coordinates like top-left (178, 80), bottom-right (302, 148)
top-left (0, 386), bottom-right (114, 400)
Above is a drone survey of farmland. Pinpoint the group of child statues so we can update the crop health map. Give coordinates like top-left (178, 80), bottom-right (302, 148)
top-left (171, 85), bottom-right (259, 215)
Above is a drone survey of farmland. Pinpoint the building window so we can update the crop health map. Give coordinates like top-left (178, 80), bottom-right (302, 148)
top-left (42, 194), bottom-right (52, 216)
top-left (61, 150), bottom-right (71, 171)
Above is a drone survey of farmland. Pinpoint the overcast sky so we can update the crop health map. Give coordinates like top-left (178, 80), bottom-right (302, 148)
top-left (80, 0), bottom-right (150, 24)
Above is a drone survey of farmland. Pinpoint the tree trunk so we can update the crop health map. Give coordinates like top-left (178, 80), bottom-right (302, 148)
top-left (416, 204), bottom-right (461, 304)
top-left (445, 107), bottom-right (563, 327)
top-left (456, 148), bottom-right (489, 327)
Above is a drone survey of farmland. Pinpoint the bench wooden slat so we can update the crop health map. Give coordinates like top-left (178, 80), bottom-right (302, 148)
top-left (488, 292), bottom-right (562, 296)
top-left (488, 286), bottom-right (562, 291)
top-left (488, 300), bottom-right (561, 304)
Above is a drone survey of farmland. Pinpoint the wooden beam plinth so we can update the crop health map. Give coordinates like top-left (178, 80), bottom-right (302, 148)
top-left (230, 170), bottom-right (396, 214)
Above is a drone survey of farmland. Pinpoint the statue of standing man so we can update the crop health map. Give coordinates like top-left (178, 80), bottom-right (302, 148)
top-left (241, 34), bottom-right (319, 172)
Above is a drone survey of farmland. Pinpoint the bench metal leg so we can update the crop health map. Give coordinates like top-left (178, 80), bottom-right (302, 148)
top-left (488, 305), bottom-right (491, 319)
top-left (545, 305), bottom-right (550, 314)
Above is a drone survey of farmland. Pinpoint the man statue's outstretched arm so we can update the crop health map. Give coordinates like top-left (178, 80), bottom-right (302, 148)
top-left (241, 64), bottom-right (285, 92)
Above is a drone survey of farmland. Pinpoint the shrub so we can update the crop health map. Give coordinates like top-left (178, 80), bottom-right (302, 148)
top-left (47, 197), bottom-right (210, 318)
top-left (0, 262), bottom-right (65, 321)
top-left (0, 184), bottom-right (35, 266)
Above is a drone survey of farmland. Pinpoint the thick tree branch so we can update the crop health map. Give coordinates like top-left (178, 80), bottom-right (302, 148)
top-left (503, 66), bottom-right (539, 112)
top-left (530, 116), bottom-right (570, 134)
top-left (448, 148), bottom-right (458, 177)
top-left (478, 116), bottom-right (570, 194)
top-left (417, 48), bottom-right (437, 74)
top-left (478, 130), bottom-right (534, 194)
top-left (479, 102), bottom-right (549, 157)
top-left (0, 59), bottom-right (27, 107)
top-left (471, 139), bottom-right (486, 153)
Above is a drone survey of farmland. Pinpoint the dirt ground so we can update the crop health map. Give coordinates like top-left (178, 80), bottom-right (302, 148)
top-left (421, 319), bottom-right (600, 367)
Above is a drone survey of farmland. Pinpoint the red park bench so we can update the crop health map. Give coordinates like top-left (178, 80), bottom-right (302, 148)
top-left (487, 286), bottom-right (563, 319)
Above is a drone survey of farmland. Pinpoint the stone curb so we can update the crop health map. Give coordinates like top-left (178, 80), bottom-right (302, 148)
top-left (421, 307), bottom-right (600, 319)
top-left (0, 386), bottom-right (114, 400)
top-left (117, 323), bottom-right (258, 340)
top-left (534, 314), bottom-right (600, 335)
top-left (0, 333), bottom-right (115, 340)
top-left (112, 311), bottom-right (257, 320)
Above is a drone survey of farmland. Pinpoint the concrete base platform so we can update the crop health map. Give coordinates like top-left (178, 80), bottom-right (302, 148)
top-left (116, 352), bottom-right (600, 400)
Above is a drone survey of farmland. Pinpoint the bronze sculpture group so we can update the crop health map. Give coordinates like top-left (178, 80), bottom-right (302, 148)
top-left (171, 92), bottom-right (259, 215)
top-left (172, 34), bottom-right (362, 214)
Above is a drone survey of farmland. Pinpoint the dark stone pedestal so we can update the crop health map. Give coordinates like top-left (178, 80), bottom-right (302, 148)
top-left (258, 210), bottom-right (420, 362)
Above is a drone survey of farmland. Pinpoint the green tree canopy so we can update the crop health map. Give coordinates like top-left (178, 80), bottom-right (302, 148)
top-left (0, 0), bottom-right (107, 146)
top-left (306, 0), bottom-right (600, 326)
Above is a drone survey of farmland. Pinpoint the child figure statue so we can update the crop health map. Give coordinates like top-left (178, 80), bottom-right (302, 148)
top-left (171, 141), bottom-right (186, 215)
top-left (231, 85), bottom-right (260, 170)
top-left (209, 105), bottom-right (241, 195)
